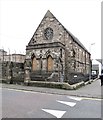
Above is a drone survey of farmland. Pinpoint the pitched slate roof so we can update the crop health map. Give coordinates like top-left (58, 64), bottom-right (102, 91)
top-left (96, 59), bottom-right (103, 64)
top-left (66, 30), bottom-right (89, 53)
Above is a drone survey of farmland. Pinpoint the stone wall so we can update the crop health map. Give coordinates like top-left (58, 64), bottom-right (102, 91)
top-left (25, 10), bottom-right (91, 83)
top-left (28, 13), bottom-right (65, 46)
top-left (2, 61), bottom-right (24, 84)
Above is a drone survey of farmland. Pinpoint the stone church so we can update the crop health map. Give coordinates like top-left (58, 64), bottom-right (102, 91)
top-left (24, 10), bottom-right (91, 84)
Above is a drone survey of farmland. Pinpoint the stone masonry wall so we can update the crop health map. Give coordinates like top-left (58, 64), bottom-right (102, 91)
top-left (25, 10), bottom-right (91, 82)
top-left (2, 61), bottom-right (24, 84)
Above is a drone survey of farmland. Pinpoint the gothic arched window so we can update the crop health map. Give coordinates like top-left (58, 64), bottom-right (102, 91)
top-left (31, 54), bottom-right (37, 71)
top-left (47, 55), bottom-right (53, 71)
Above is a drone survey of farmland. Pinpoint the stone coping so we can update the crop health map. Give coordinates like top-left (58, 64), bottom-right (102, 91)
top-left (24, 80), bottom-right (85, 90)
top-left (24, 78), bottom-right (99, 90)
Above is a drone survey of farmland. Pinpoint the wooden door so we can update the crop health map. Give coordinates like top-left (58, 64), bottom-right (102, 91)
top-left (47, 56), bottom-right (53, 71)
top-left (32, 57), bottom-right (37, 71)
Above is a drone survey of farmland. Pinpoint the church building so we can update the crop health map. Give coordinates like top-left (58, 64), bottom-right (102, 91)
top-left (24, 10), bottom-right (91, 84)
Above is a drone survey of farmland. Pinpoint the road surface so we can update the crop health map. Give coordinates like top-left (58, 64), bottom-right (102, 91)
top-left (2, 87), bottom-right (101, 118)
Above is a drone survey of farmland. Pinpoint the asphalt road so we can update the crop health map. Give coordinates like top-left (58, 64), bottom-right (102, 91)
top-left (2, 87), bottom-right (101, 118)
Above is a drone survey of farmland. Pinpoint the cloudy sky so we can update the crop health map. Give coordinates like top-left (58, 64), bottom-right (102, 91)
top-left (0, 0), bottom-right (101, 59)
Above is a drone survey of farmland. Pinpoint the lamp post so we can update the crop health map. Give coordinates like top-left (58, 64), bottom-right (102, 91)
top-left (89, 43), bottom-right (95, 58)
top-left (101, 59), bottom-right (103, 74)
top-left (89, 43), bottom-right (95, 79)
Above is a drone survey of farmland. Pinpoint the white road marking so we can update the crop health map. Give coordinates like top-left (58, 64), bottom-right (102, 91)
top-left (7, 88), bottom-right (22, 92)
top-left (4, 88), bottom-right (102, 101)
top-left (5, 88), bottom-right (54, 95)
top-left (57, 100), bottom-right (76, 107)
top-left (21, 90), bottom-right (35, 94)
top-left (6, 88), bottom-right (36, 94)
top-left (67, 96), bottom-right (101, 101)
top-left (42, 109), bottom-right (66, 118)
top-left (67, 96), bottom-right (82, 101)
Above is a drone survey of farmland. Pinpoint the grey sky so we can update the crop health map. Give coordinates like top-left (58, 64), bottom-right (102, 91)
top-left (0, 0), bottom-right (101, 59)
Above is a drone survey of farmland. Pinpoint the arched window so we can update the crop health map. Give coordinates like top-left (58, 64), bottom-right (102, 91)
top-left (60, 49), bottom-right (62, 58)
top-left (39, 55), bottom-right (42, 70)
top-left (31, 54), bottom-right (37, 71)
top-left (47, 55), bottom-right (53, 71)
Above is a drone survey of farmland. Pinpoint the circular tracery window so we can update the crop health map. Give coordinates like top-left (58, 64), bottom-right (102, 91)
top-left (44, 27), bottom-right (53, 40)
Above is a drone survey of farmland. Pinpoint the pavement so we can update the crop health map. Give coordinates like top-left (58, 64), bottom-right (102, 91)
top-left (1, 79), bottom-right (102, 99)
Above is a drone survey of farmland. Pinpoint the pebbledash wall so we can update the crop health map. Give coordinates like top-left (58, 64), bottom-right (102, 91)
top-left (0, 10), bottom-right (91, 84)
top-left (24, 10), bottom-right (91, 84)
